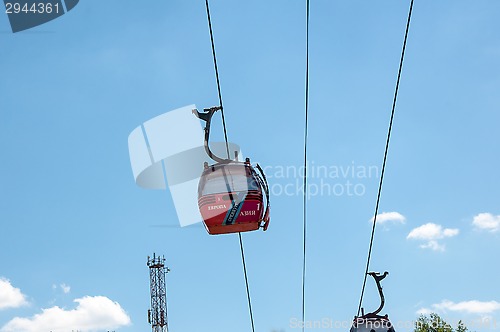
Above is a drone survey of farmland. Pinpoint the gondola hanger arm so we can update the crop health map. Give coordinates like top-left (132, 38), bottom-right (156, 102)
top-left (192, 106), bottom-right (233, 164)
top-left (366, 271), bottom-right (389, 315)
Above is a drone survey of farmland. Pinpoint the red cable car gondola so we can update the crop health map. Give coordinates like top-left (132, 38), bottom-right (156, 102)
top-left (351, 272), bottom-right (396, 332)
top-left (193, 106), bottom-right (270, 235)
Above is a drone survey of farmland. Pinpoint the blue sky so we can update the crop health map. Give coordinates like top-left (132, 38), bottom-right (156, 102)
top-left (1, 0), bottom-right (500, 331)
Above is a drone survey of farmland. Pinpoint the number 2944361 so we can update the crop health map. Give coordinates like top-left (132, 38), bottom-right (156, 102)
top-left (5, 2), bottom-right (60, 14)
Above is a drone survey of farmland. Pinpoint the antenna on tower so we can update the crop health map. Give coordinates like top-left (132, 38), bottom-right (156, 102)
top-left (147, 253), bottom-right (170, 332)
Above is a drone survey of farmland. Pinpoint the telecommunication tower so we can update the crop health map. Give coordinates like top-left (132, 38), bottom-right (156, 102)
top-left (147, 253), bottom-right (170, 332)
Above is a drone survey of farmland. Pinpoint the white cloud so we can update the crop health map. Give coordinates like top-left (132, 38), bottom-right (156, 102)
top-left (416, 307), bottom-right (432, 315)
top-left (60, 284), bottom-right (71, 294)
top-left (407, 223), bottom-right (459, 240)
top-left (443, 228), bottom-right (460, 237)
top-left (473, 213), bottom-right (500, 233)
top-left (418, 300), bottom-right (500, 315)
top-left (371, 212), bottom-right (406, 225)
top-left (407, 223), bottom-right (459, 251)
top-left (0, 278), bottom-right (28, 310)
top-left (435, 300), bottom-right (500, 314)
top-left (0, 296), bottom-right (131, 332)
top-left (419, 240), bottom-right (445, 252)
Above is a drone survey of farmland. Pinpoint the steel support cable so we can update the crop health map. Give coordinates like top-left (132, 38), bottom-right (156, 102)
top-left (356, 0), bottom-right (415, 317)
top-left (239, 233), bottom-right (256, 332)
top-left (301, 1), bottom-right (310, 332)
top-left (204, 1), bottom-right (255, 331)
top-left (205, 0), bottom-right (230, 159)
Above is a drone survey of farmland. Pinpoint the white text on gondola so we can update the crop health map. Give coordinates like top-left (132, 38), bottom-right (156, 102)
top-left (208, 204), bottom-right (227, 210)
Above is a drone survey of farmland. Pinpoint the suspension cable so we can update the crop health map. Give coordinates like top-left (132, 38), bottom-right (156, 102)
top-left (301, 0), bottom-right (310, 331)
top-left (239, 233), bottom-right (256, 332)
top-left (205, 0), bottom-right (230, 159)
top-left (356, 0), bottom-right (415, 317)
top-left (204, 1), bottom-right (255, 331)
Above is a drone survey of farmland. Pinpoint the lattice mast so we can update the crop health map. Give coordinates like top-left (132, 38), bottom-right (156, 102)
top-left (147, 253), bottom-right (170, 332)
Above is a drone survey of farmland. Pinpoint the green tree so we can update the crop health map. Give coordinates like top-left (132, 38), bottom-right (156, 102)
top-left (415, 314), bottom-right (469, 332)
top-left (456, 320), bottom-right (469, 332)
